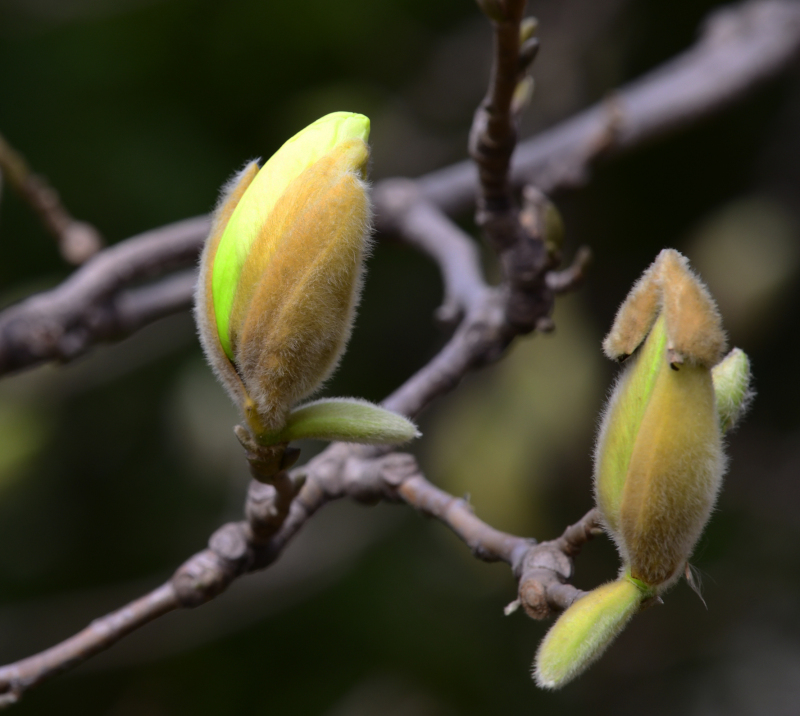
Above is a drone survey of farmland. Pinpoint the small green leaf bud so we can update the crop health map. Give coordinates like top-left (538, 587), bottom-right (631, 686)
top-left (511, 76), bottom-right (535, 116)
top-left (195, 112), bottom-right (373, 436)
top-left (534, 578), bottom-right (648, 689)
top-left (270, 398), bottom-right (420, 446)
top-left (520, 185), bottom-right (564, 255)
top-left (712, 348), bottom-right (754, 432)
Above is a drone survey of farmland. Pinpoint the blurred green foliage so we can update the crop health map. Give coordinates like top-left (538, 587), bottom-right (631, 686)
top-left (2, 0), bottom-right (800, 714)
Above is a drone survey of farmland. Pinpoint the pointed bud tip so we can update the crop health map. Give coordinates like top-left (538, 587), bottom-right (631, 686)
top-left (197, 112), bottom-right (374, 426)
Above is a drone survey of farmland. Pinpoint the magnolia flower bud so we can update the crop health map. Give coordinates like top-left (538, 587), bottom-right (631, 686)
top-left (195, 112), bottom-right (419, 450)
top-left (596, 249), bottom-right (727, 589)
top-left (196, 113), bottom-right (372, 433)
top-left (533, 249), bottom-right (754, 689)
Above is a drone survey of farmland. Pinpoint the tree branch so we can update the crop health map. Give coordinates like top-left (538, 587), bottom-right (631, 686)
top-left (0, 131), bottom-right (104, 265)
top-left (0, 448), bottom-right (597, 706)
top-left (469, 0), bottom-right (554, 334)
top-left (420, 0), bottom-right (800, 210)
top-left (375, 180), bottom-right (487, 326)
top-left (0, 217), bottom-right (208, 374)
top-left (0, 584), bottom-right (178, 707)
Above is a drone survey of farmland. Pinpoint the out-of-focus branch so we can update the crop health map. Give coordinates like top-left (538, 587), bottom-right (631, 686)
top-left (0, 0), bottom-right (796, 377)
top-left (469, 0), bottom-right (554, 334)
top-left (0, 447), bottom-right (597, 706)
top-left (0, 585), bottom-right (178, 708)
top-left (420, 0), bottom-right (800, 211)
top-left (375, 179), bottom-right (487, 326)
top-left (546, 246), bottom-right (592, 294)
top-left (469, 0), bottom-right (530, 219)
top-left (0, 217), bottom-right (208, 374)
top-left (0, 132), bottom-right (103, 265)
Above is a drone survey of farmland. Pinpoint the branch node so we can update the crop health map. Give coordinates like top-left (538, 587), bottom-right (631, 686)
top-left (245, 471), bottom-right (300, 542)
top-left (209, 522), bottom-right (252, 567)
top-left (172, 550), bottom-right (234, 608)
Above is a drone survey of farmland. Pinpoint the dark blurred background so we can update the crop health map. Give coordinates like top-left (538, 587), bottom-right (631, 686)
top-left (1, 0), bottom-right (800, 714)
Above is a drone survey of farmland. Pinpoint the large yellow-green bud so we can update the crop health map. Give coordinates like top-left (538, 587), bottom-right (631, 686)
top-left (533, 249), bottom-right (753, 689)
top-left (596, 249), bottom-right (728, 589)
top-left (195, 112), bottom-right (418, 447)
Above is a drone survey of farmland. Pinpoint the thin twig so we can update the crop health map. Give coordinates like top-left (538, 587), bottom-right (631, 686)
top-left (0, 131), bottom-right (103, 265)
top-left (397, 472), bottom-right (531, 564)
top-left (546, 246), bottom-right (592, 294)
top-left (0, 584), bottom-right (178, 707)
top-left (514, 508), bottom-right (601, 619)
top-left (469, 0), bottom-right (529, 219)
top-left (375, 180), bottom-right (487, 325)
top-left (469, 0), bottom-right (553, 335)
top-left (0, 449), bottom-right (586, 704)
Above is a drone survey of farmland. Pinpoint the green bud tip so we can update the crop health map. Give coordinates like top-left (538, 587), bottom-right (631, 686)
top-left (195, 111), bottom-right (374, 434)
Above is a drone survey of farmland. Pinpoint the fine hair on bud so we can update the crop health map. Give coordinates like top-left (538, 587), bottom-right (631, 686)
top-left (595, 249), bottom-right (728, 591)
top-left (194, 160), bottom-right (261, 411)
top-left (712, 348), bottom-right (755, 432)
top-left (231, 150), bottom-right (373, 430)
top-left (602, 249), bottom-right (726, 366)
top-left (546, 249), bottom-right (752, 689)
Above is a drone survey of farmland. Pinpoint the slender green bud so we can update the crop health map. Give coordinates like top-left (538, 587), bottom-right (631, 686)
top-left (272, 398), bottom-right (420, 446)
top-left (520, 186), bottom-right (564, 255)
top-left (712, 348), bottom-right (754, 432)
top-left (511, 76), bottom-right (535, 115)
top-left (534, 578), bottom-right (648, 689)
top-left (520, 17), bottom-right (538, 42)
top-left (195, 112), bottom-right (373, 435)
